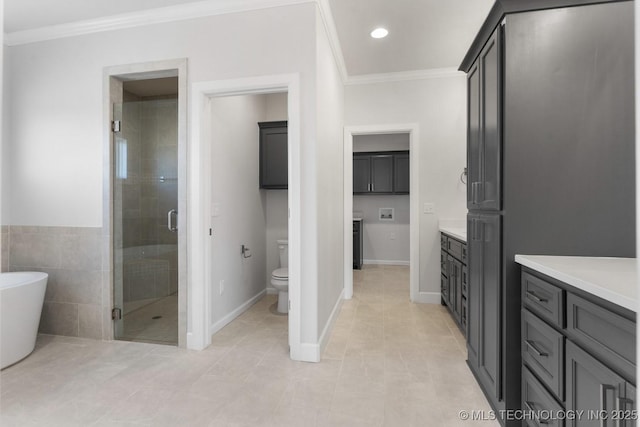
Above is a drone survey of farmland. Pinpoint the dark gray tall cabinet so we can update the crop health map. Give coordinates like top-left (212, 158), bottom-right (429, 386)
top-left (460, 1), bottom-right (635, 424)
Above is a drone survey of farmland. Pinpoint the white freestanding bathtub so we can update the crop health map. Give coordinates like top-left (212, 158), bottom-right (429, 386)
top-left (0, 272), bottom-right (48, 369)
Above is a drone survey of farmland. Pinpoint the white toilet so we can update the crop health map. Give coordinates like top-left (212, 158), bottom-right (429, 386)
top-left (271, 239), bottom-right (289, 314)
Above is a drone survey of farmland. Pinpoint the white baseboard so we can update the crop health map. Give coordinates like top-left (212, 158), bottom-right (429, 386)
top-left (209, 289), bottom-right (266, 336)
top-left (293, 287), bottom-right (345, 363)
top-left (318, 288), bottom-right (345, 358)
top-left (411, 291), bottom-right (442, 304)
top-left (363, 259), bottom-right (410, 266)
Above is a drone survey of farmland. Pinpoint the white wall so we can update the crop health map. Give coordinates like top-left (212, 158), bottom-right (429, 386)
top-left (209, 94), bottom-right (268, 326)
top-left (345, 77), bottom-right (467, 296)
top-left (353, 195), bottom-right (410, 264)
top-left (315, 12), bottom-right (345, 340)
top-left (353, 133), bottom-right (410, 264)
top-left (353, 133), bottom-right (410, 152)
top-left (4, 5), bottom-right (316, 227)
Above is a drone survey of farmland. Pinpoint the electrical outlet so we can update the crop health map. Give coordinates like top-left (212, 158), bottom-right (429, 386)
top-left (389, 232), bottom-right (396, 240)
top-left (423, 203), bottom-right (435, 214)
top-left (219, 280), bottom-right (224, 295)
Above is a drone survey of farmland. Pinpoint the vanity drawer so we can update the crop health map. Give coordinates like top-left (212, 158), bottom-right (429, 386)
top-left (523, 272), bottom-right (564, 328)
top-left (522, 309), bottom-right (564, 401)
top-left (566, 293), bottom-right (636, 382)
top-left (461, 244), bottom-right (467, 264)
top-left (522, 366), bottom-right (564, 427)
top-left (440, 250), bottom-right (448, 276)
top-left (447, 238), bottom-right (463, 260)
top-left (440, 233), bottom-right (447, 250)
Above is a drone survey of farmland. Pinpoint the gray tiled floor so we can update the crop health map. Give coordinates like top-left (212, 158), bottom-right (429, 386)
top-left (0, 265), bottom-right (498, 426)
top-left (120, 294), bottom-right (178, 345)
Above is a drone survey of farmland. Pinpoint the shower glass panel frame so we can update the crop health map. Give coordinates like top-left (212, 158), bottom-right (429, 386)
top-left (112, 97), bottom-right (179, 346)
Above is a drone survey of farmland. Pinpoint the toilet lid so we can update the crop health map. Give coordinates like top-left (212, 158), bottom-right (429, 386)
top-left (272, 267), bottom-right (288, 279)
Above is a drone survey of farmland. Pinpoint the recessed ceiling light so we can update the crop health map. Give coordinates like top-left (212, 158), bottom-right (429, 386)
top-left (370, 28), bottom-right (389, 39)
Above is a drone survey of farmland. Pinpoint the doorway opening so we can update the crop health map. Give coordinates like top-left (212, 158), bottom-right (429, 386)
top-left (189, 74), bottom-right (303, 359)
top-left (343, 124), bottom-right (422, 303)
top-left (105, 59), bottom-right (188, 347)
top-left (113, 78), bottom-right (179, 345)
top-left (207, 92), bottom-right (289, 350)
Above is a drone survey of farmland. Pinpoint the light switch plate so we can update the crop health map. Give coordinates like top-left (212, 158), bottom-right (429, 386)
top-left (211, 203), bottom-right (221, 217)
top-left (423, 203), bottom-right (435, 214)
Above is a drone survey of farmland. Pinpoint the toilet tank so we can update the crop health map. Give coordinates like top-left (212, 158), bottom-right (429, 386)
top-left (277, 239), bottom-right (288, 268)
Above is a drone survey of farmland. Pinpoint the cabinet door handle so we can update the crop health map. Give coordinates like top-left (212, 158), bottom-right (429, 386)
top-left (472, 219), bottom-right (484, 241)
top-left (472, 182), bottom-right (483, 204)
top-left (616, 396), bottom-right (634, 427)
top-left (524, 401), bottom-right (550, 425)
top-left (526, 290), bottom-right (548, 303)
top-left (525, 340), bottom-right (548, 357)
top-left (600, 384), bottom-right (616, 427)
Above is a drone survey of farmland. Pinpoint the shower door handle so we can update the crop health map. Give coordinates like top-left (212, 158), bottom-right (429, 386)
top-left (167, 209), bottom-right (178, 232)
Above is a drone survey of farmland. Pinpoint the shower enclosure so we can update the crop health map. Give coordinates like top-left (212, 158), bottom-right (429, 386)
top-left (112, 94), bottom-right (179, 345)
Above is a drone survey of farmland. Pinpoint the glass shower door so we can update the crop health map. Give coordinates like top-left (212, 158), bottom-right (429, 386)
top-left (113, 98), bottom-right (179, 345)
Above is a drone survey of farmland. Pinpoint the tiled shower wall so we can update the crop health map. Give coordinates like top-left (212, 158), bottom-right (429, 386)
top-left (6, 226), bottom-right (107, 339)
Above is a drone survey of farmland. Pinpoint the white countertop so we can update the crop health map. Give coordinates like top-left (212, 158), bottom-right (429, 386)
top-left (515, 255), bottom-right (637, 312)
top-left (353, 218), bottom-right (363, 222)
top-left (439, 226), bottom-right (467, 242)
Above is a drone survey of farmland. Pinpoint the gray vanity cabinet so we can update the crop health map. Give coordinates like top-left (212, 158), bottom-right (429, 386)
top-left (460, 1), bottom-right (635, 422)
top-left (259, 121), bottom-right (288, 189)
top-left (467, 27), bottom-right (501, 211)
top-left (467, 213), bottom-right (501, 401)
top-left (565, 341), bottom-right (631, 427)
top-left (440, 232), bottom-right (468, 335)
top-left (521, 268), bottom-right (636, 427)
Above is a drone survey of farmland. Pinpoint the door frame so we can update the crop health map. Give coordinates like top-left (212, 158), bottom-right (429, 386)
top-left (189, 74), bottom-right (302, 358)
top-left (343, 124), bottom-right (421, 301)
top-left (103, 58), bottom-right (188, 347)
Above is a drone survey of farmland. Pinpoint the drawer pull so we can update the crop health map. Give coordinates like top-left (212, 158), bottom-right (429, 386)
top-left (600, 384), bottom-right (616, 427)
top-left (525, 340), bottom-right (548, 357)
top-left (526, 290), bottom-right (548, 303)
top-left (524, 401), bottom-right (550, 425)
top-left (616, 396), bottom-right (634, 427)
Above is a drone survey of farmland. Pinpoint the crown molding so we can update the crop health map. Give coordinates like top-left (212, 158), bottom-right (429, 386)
top-left (4, 0), bottom-right (314, 46)
top-left (315, 0), bottom-right (348, 83)
top-left (345, 67), bottom-right (464, 86)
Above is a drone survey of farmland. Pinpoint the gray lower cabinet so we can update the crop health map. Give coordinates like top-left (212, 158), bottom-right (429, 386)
top-left (521, 268), bottom-right (636, 427)
top-left (440, 232), bottom-right (467, 335)
top-left (461, 1), bottom-right (635, 422)
top-left (467, 213), bottom-right (501, 402)
top-left (258, 121), bottom-right (287, 189)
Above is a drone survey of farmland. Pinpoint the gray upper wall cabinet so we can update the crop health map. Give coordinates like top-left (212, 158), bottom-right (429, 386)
top-left (393, 153), bottom-right (410, 194)
top-left (460, 1), bottom-right (635, 424)
top-left (353, 151), bottom-right (409, 195)
top-left (259, 121), bottom-right (288, 189)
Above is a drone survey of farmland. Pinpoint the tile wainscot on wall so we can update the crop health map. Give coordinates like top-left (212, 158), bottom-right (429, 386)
top-left (7, 226), bottom-right (107, 339)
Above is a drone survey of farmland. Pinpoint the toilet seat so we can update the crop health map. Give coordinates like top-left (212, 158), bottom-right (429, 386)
top-left (271, 267), bottom-right (288, 280)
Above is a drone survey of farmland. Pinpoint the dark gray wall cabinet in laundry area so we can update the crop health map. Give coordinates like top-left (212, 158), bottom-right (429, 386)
top-left (460, 0), bottom-right (635, 424)
top-left (259, 121), bottom-right (288, 189)
top-left (353, 151), bottom-right (409, 195)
